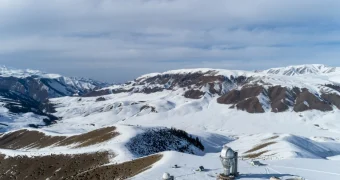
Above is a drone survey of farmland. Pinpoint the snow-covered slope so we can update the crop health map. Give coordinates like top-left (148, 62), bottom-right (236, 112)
top-left (260, 64), bottom-right (340, 76)
top-left (1, 64), bottom-right (340, 180)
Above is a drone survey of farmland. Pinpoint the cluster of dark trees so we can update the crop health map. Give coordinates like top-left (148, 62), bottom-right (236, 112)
top-left (169, 127), bottom-right (204, 151)
top-left (126, 127), bottom-right (205, 157)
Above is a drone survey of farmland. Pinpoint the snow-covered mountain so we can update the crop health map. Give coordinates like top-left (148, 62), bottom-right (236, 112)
top-left (0, 66), bottom-right (110, 101)
top-left (85, 65), bottom-right (340, 114)
top-left (0, 66), bottom-right (111, 132)
top-left (260, 64), bottom-right (340, 76)
top-left (1, 64), bottom-right (340, 180)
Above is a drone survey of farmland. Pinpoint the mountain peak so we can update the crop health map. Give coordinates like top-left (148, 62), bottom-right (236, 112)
top-left (0, 65), bottom-right (62, 79)
top-left (260, 64), bottom-right (338, 76)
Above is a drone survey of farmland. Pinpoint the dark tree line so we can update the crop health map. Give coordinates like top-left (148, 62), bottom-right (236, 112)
top-left (169, 127), bottom-right (204, 151)
top-left (126, 127), bottom-right (205, 157)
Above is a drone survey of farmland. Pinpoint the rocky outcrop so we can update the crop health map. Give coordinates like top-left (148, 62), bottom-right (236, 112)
top-left (217, 85), bottom-right (265, 113)
top-left (268, 86), bottom-right (292, 112)
top-left (293, 89), bottom-right (333, 112)
top-left (217, 85), bottom-right (338, 113)
top-left (217, 89), bottom-right (241, 104)
top-left (235, 97), bottom-right (265, 113)
top-left (95, 97), bottom-right (106, 102)
top-left (217, 85), bottom-right (264, 104)
top-left (321, 93), bottom-right (340, 109)
top-left (184, 90), bottom-right (205, 99)
top-left (140, 105), bottom-right (157, 113)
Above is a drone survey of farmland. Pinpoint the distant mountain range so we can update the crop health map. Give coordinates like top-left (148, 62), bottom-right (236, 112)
top-left (0, 66), bottom-right (110, 101)
top-left (0, 66), bottom-right (111, 131)
top-left (86, 64), bottom-right (340, 113)
top-left (1, 64), bottom-right (340, 131)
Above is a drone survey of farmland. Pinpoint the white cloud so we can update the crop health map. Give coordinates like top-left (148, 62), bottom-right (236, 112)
top-left (1, 0), bottom-right (340, 81)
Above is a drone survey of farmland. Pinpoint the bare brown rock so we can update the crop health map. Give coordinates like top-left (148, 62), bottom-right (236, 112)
top-left (321, 93), bottom-right (340, 109)
top-left (208, 83), bottom-right (222, 94)
top-left (217, 85), bottom-right (265, 113)
top-left (184, 90), bottom-right (205, 99)
top-left (239, 85), bottom-right (264, 100)
top-left (294, 89), bottom-right (332, 112)
top-left (217, 85), bottom-right (264, 105)
top-left (268, 86), bottom-right (289, 112)
top-left (236, 97), bottom-right (265, 113)
top-left (217, 90), bottom-right (240, 104)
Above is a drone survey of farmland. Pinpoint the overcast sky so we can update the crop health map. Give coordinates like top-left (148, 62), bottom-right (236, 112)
top-left (1, 0), bottom-right (340, 82)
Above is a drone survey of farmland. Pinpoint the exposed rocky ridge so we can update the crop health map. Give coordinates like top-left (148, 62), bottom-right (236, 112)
top-left (268, 86), bottom-right (294, 112)
top-left (294, 89), bottom-right (333, 112)
top-left (217, 85), bottom-right (339, 113)
top-left (321, 93), bottom-right (340, 109)
top-left (217, 86), bottom-right (266, 113)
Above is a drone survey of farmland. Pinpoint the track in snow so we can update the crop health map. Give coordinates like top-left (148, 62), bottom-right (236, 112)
top-left (271, 165), bottom-right (340, 176)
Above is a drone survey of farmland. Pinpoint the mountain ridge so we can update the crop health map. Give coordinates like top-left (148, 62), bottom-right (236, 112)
top-left (1, 64), bottom-right (340, 132)
top-left (259, 64), bottom-right (340, 76)
top-left (82, 64), bottom-right (340, 114)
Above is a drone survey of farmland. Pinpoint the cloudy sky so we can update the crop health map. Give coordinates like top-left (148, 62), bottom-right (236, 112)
top-left (1, 0), bottom-right (340, 82)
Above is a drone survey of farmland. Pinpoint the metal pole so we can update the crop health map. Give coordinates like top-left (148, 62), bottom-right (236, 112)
top-left (234, 152), bottom-right (238, 176)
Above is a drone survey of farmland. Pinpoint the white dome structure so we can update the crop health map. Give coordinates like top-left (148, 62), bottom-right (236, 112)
top-left (162, 172), bottom-right (174, 180)
top-left (162, 173), bottom-right (170, 179)
top-left (221, 146), bottom-right (235, 159)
